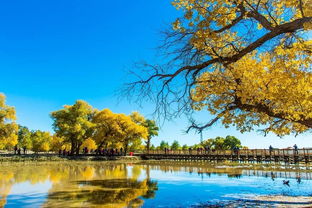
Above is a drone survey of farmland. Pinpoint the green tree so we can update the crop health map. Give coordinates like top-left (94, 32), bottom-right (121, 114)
top-left (159, 141), bottom-right (169, 150)
top-left (51, 100), bottom-right (96, 155)
top-left (17, 125), bottom-right (32, 150)
top-left (182, 144), bottom-right (189, 150)
top-left (213, 137), bottom-right (225, 150)
top-left (224, 135), bottom-right (242, 150)
top-left (0, 94), bottom-right (18, 150)
top-left (150, 145), bottom-right (156, 150)
top-left (171, 140), bottom-right (181, 150)
top-left (191, 144), bottom-right (203, 149)
top-left (143, 119), bottom-right (159, 151)
top-left (201, 138), bottom-right (214, 149)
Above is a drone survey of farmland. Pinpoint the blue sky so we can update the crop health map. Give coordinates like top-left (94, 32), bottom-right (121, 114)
top-left (0, 0), bottom-right (311, 148)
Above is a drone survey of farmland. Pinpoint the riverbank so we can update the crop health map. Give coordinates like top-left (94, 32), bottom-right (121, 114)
top-left (0, 154), bottom-right (141, 162)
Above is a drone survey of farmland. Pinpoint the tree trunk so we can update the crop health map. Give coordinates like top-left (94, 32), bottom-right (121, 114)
top-left (76, 143), bottom-right (82, 155)
top-left (146, 137), bottom-right (151, 153)
top-left (71, 141), bottom-right (76, 156)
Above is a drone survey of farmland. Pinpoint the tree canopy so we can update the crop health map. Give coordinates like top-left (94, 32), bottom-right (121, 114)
top-left (0, 94), bottom-right (18, 149)
top-left (127, 0), bottom-right (312, 136)
top-left (31, 130), bottom-right (52, 153)
top-left (51, 100), bottom-right (97, 155)
top-left (198, 135), bottom-right (242, 150)
top-left (171, 140), bottom-right (181, 150)
top-left (17, 125), bottom-right (32, 150)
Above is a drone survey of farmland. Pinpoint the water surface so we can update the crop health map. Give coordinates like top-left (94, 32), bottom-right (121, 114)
top-left (0, 161), bottom-right (311, 207)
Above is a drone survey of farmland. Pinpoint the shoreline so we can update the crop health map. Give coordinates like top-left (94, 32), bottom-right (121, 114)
top-left (0, 154), bottom-right (141, 162)
top-left (1, 154), bottom-right (312, 165)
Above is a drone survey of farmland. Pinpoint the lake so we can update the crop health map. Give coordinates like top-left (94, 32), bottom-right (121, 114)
top-left (0, 161), bottom-right (311, 207)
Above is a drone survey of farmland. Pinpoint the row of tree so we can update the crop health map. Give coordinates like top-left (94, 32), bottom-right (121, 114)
top-left (151, 136), bottom-right (245, 151)
top-left (0, 94), bottom-right (159, 154)
top-left (1, 93), bottom-right (245, 154)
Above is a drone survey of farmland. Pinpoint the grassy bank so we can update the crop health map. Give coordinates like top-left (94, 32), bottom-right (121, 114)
top-left (0, 154), bottom-right (141, 162)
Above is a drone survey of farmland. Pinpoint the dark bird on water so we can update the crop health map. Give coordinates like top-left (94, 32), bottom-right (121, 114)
top-left (283, 180), bottom-right (290, 186)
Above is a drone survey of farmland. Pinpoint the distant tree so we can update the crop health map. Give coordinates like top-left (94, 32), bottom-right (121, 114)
top-left (224, 135), bottom-right (242, 150)
top-left (171, 140), bottom-right (181, 150)
top-left (17, 125), bottom-right (32, 150)
top-left (159, 141), bottom-right (169, 150)
top-left (0, 93), bottom-right (18, 150)
top-left (143, 119), bottom-right (159, 151)
top-left (51, 100), bottom-right (96, 155)
top-left (191, 144), bottom-right (204, 149)
top-left (201, 138), bottom-right (214, 149)
top-left (198, 136), bottom-right (243, 150)
top-left (213, 137), bottom-right (226, 150)
top-left (150, 145), bottom-right (156, 150)
top-left (182, 144), bottom-right (189, 150)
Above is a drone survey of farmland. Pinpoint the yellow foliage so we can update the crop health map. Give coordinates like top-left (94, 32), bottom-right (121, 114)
top-left (166, 0), bottom-right (312, 135)
top-left (192, 41), bottom-right (312, 135)
top-left (0, 93), bottom-right (18, 149)
top-left (81, 138), bottom-right (97, 150)
top-left (93, 109), bottom-right (148, 150)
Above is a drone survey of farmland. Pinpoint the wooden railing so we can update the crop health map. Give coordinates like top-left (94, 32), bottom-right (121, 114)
top-left (143, 149), bottom-right (312, 157)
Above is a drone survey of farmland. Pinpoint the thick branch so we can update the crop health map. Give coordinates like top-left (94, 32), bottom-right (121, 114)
top-left (234, 98), bottom-right (312, 129)
top-left (134, 17), bottom-right (311, 86)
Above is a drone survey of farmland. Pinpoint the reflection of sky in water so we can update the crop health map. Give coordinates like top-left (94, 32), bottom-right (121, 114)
top-left (143, 170), bottom-right (312, 207)
top-left (5, 181), bottom-right (51, 208)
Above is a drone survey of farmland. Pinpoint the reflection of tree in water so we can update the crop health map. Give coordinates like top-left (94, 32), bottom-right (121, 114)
top-left (0, 171), bottom-right (14, 207)
top-left (0, 163), bottom-right (158, 208)
top-left (42, 164), bottom-right (158, 208)
top-left (45, 179), bottom-right (158, 208)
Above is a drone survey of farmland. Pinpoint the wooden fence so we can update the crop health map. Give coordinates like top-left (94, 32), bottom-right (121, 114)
top-left (140, 149), bottom-right (312, 163)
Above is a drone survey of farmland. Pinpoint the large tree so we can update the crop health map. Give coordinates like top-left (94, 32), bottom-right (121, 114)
top-left (115, 113), bottom-right (148, 154)
top-left (0, 94), bottom-right (18, 150)
top-left (126, 0), bottom-right (312, 136)
top-left (93, 109), bottom-right (148, 153)
top-left (92, 109), bottom-right (121, 148)
top-left (51, 100), bottom-right (96, 155)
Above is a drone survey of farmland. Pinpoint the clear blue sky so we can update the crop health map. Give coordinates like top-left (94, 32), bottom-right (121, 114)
top-left (0, 0), bottom-right (310, 148)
